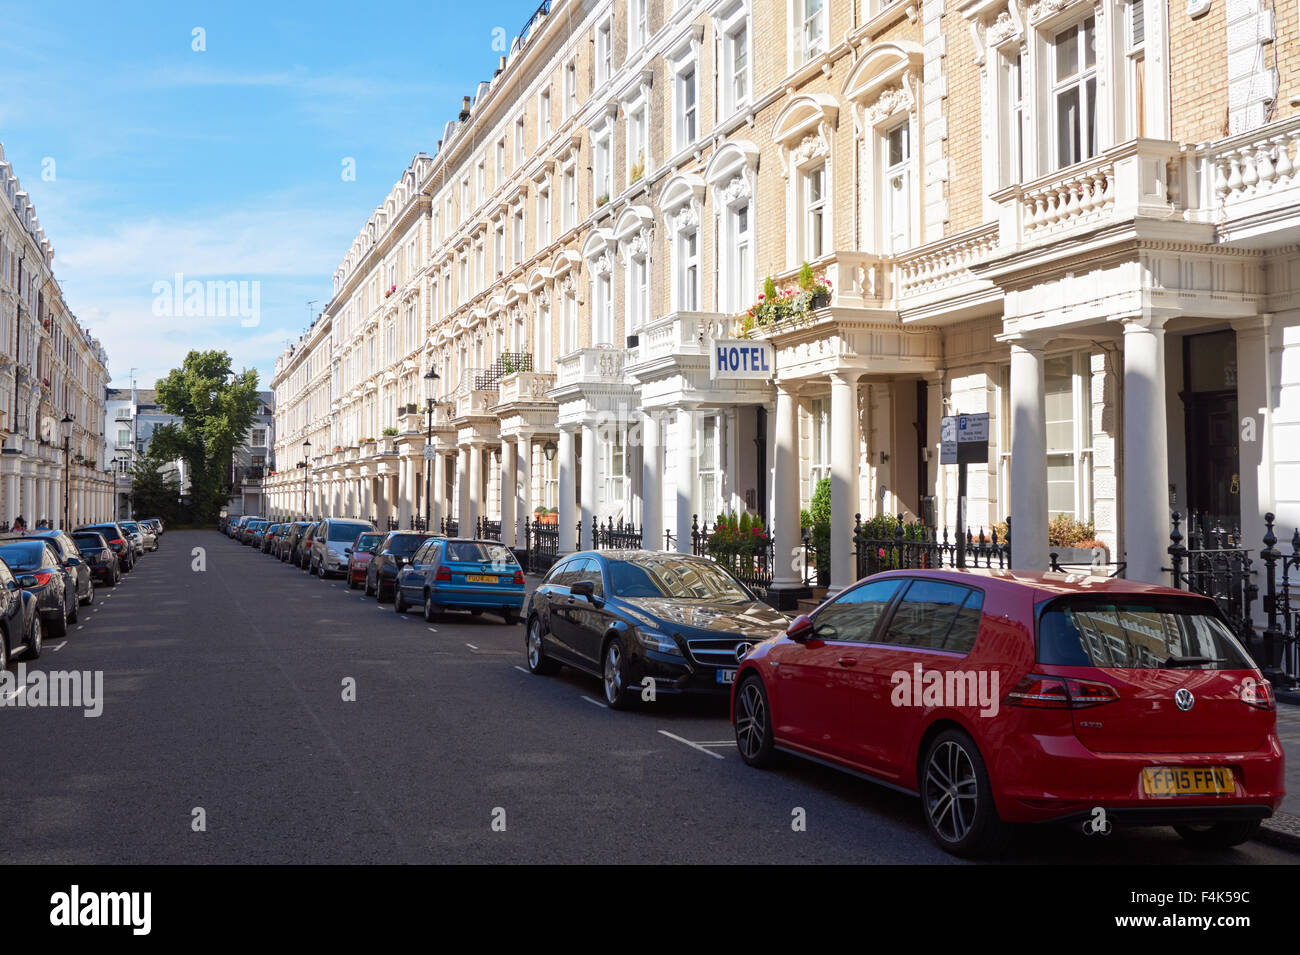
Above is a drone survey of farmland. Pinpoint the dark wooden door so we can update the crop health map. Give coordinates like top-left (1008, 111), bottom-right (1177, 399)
top-left (1184, 390), bottom-right (1239, 534)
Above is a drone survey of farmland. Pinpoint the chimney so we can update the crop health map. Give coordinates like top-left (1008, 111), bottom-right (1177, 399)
top-left (459, 96), bottom-right (471, 121)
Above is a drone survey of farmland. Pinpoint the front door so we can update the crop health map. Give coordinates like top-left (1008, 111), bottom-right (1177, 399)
top-left (1184, 391), bottom-right (1239, 537)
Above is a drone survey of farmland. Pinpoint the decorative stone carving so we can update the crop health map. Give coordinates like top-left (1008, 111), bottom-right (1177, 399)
top-left (988, 10), bottom-right (1018, 43)
top-left (594, 250), bottom-right (614, 276)
top-left (720, 174), bottom-right (751, 206)
top-left (626, 226), bottom-right (653, 259)
top-left (1029, 0), bottom-right (1070, 21)
top-left (865, 84), bottom-right (910, 127)
top-left (790, 132), bottom-right (828, 168)
top-left (675, 205), bottom-right (699, 232)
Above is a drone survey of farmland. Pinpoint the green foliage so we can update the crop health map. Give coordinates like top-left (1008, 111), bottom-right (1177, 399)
top-left (129, 448), bottom-right (182, 525)
top-left (381, 427), bottom-right (398, 437)
top-left (152, 350), bottom-right (261, 525)
top-left (743, 264), bottom-right (832, 331)
top-left (706, 510), bottom-right (769, 577)
top-left (798, 261), bottom-right (815, 291)
top-left (1048, 514), bottom-right (1096, 547)
top-left (763, 275), bottom-right (778, 301)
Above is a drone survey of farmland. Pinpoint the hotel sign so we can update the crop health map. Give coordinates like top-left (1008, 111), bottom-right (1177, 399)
top-left (710, 340), bottom-right (774, 380)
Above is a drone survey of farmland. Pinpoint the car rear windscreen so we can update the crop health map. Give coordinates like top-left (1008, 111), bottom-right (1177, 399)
top-left (329, 522), bottom-right (371, 541)
top-left (0, 542), bottom-right (46, 571)
top-left (1037, 596), bottom-right (1253, 670)
top-left (387, 535), bottom-right (428, 557)
top-left (445, 541), bottom-right (517, 566)
top-left (73, 534), bottom-right (106, 551)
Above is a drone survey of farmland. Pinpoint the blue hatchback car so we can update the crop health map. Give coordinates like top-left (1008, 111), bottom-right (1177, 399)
top-left (393, 537), bottom-right (525, 624)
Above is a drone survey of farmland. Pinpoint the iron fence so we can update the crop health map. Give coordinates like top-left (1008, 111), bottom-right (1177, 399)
top-left (523, 519), bottom-right (559, 575)
top-left (688, 514), bottom-right (777, 597)
top-left (591, 516), bottom-right (643, 550)
top-left (852, 514), bottom-right (1011, 580)
top-left (441, 517), bottom-right (459, 536)
top-left (476, 517), bottom-right (501, 541)
top-left (1167, 510), bottom-right (1260, 665)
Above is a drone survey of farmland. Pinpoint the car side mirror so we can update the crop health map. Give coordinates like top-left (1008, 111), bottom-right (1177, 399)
top-left (787, 614), bottom-right (814, 643)
top-left (343, 548), bottom-right (351, 555)
top-left (66, 557), bottom-right (80, 566)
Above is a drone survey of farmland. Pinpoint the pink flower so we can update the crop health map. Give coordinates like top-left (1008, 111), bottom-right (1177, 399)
top-left (757, 293), bottom-right (765, 300)
top-left (878, 547), bottom-right (886, 558)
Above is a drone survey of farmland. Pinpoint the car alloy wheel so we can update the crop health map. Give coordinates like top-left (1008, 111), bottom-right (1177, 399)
top-left (394, 586), bottom-right (407, 613)
top-left (602, 638), bottom-right (629, 709)
top-left (26, 614), bottom-right (42, 660)
top-left (925, 740), bottom-right (978, 845)
top-left (424, 592), bottom-right (436, 622)
top-left (83, 581), bottom-right (94, 606)
top-left (734, 677), bottom-right (774, 766)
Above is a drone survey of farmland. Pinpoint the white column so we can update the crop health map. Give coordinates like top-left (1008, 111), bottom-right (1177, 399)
top-left (518, 433), bottom-right (534, 533)
top-left (557, 426), bottom-right (576, 554)
top-left (830, 371), bottom-right (863, 593)
top-left (5, 472), bottom-right (17, 527)
top-left (432, 450), bottom-right (446, 532)
top-left (580, 420), bottom-right (597, 549)
top-left (23, 474), bottom-right (36, 524)
top-left (457, 446), bottom-right (471, 532)
top-left (770, 386), bottom-right (801, 590)
top-left (469, 444), bottom-right (483, 533)
top-left (641, 410), bottom-right (662, 550)
top-left (674, 405), bottom-right (698, 554)
top-left (1123, 315), bottom-right (1171, 584)
top-left (1009, 340), bottom-right (1049, 571)
top-left (397, 457), bottom-right (412, 529)
top-left (501, 436), bottom-right (517, 547)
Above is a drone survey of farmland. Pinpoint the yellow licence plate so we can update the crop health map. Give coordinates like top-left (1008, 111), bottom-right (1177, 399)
top-left (466, 574), bottom-right (497, 584)
top-left (1141, 766), bottom-right (1235, 796)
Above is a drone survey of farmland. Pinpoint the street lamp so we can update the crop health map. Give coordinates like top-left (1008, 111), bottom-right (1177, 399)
top-left (543, 439), bottom-right (557, 462)
top-left (423, 368), bottom-right (439, 531)
top-left (60, 413), bottom-right (73, 529)
top-left (301, 438), bottom-right (311, 519)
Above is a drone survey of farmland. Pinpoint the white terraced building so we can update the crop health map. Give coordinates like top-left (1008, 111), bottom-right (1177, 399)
top-left (264, 0), bottom-right (1300, 611)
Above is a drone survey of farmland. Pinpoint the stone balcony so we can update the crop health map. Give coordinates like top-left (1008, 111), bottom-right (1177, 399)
top-left (496, 370), bottom-right (557, 407)
top-left (631, 311), bottom-right (732, 367)
top-left (770, 250), bottom-right (887, 310)
top-left (554, 347), bottom-right (629, 389)
top-left (1186, 113), bottom-right (1300, 247)
top-left (550, 347), bottom-right (635, 424)
top-left (991, 138), bottom-right (1183, 253)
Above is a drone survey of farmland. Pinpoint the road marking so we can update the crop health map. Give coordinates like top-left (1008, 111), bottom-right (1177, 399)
top-left (76, 625), bottom-right (83, 631)
top-left (426, 627), bottom-right (438, 633)
top-left (513, 665), bottom-right (530, 674)
top-left (51, 641), bottom-right (67, 652)
top-left (3, 684), bottom-right (25, 701)
top-left (658, 730), bottom-right (726, 760)
top-left (580, 695), bottom-right (608, 709)
top-left (465, 643), bottom-right (478, 650)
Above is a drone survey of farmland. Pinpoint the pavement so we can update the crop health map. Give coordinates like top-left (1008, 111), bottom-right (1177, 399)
top-left (0, 529), bottom-right (1296, 864)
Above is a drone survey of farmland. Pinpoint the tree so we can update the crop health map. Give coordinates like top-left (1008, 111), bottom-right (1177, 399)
top-left (151, 350), bottom-right (260, 524)
top-left (130, 447), bottom-right (182, 525)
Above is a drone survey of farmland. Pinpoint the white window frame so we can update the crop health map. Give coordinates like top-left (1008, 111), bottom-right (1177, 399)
top-left (564, 59), bottom-right (578, 118)
top-left (717, 2), bottom-right (751, 117)
top-left (799, 0), bottom-right (827, 65)
top-left (801, 163), bottom-right (827, 261)
top-left (1049, 15), bottom-right (1098, 170)
top-left (515, 115), bottom-right (526, 166)
top-left (628, 0), bottom-right (647, 50)
top-left (539, 88), bottom-right (552, 140)
top-left (881, 120), bottom-right (912, 254)
top-left (675, 62), bottom-right (698, 151)
top-left (676, 224), bottom-right (699, 312)
top-left (596, 19), bottom-right (613, 87)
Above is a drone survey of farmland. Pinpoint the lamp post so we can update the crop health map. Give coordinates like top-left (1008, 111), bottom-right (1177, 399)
top-left (61, 413), bottom-right (73, 529)
top-left (423, 368), bottom-right (439, 532)
top-left (301, 438), bottom-right (311, 519)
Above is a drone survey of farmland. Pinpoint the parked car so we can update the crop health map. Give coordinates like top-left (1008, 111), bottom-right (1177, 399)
top-left (524, 550), bottom-right (789, 708)
top-left (145, 517), bottom-right (165, 536)
top-left (247, 520), bottom-right (269, 548)
top-left (75, 523), bottom-right (135, 573)
top-left (71, 529), bottom-right (120, 587)
top-left (19, 530), bottom-right (94, 605)
top-left (260, 523), bottom-right (281, 554)
top-left (0, 556), bottom-right (45, 666)
top-left (345, 532), bottom-right (385, 589)
top-left (310, 519), bottom-right (375, 578)
top-left (730, 569), bottom-right (1284, 857)
top-left (0, 539), bottom-right (76, 637)
top-left (118, 520), bottom-right (148, 556)
top-left (280, 522), bottom-right (309, 561)
top-left (365, 531), bottom-right (436, 601)
top-left (396, 537), bottom-right (525, 622)
top-left (296, 523), bottom-right (320, 568)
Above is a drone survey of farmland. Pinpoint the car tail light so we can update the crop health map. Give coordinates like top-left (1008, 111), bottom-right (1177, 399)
top-left (1007, 674), bottom-right (1119, 709)
top-left (1242, 679), bottom-right (1275, 711)
top-left (31, 570), bottom-right (54, 586)
top-left (109, 538), bottom-right (124, 546)
top-left (435, 566), bottom-right (451, 582)
top-left (513, 570), bottom-right (524, 585)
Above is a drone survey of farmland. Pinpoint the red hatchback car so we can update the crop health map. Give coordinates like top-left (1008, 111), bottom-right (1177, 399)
top-left (346, 532), bottom-right (385, 589)
top-left (731, 569), bottom-right (1284, 856)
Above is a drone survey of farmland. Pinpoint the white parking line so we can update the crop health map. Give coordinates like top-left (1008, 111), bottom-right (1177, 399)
top-left (51, 641), bottom-right (67, 652)
top-left (513, 665), bottom-right (529, 674)
top-left (580, 695), bottom-right (608, 709)
top-left (465, 643), bottom-right (478, 650)
top-left (658, 730), bottom-right (726, 760)
top-left (426, 627), bottom-right (438, 633)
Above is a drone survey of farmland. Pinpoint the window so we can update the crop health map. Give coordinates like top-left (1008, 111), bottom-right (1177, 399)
top-left (812, 578), bottom-right (904, 643)
top-left (563, 167), bottom-right (577, 229)
top-left (594, 129), bottom-right (612, 204)
top-left (721, 201), bottom-right (751, 312)
top-left (539, 88), bottom-right (552, 139)
top-left (676, 64), bottom-right (698, 150)
top-left (1004, 51), bottom-right (1027, 186)
top-left (809, 398), bottom-right (829, 486)
top-left (515, 116), bottom-right (526, 166)
top-left (494, 223), bottom-right (505, 278)
top-left (1052, 16), bottom-right (1097, 168)
top-left (596, 20), bottom-right (612, 86)
top-left (563, 288), bottom-right (579, 353)
top-left (512, 206), bottom-right (525, 264)
top-left (476, 159), bottom-right (486, 204)
top-left (699, 415), bottom-right (719, 522)
top-left (1044, 352), bottom-right (1092, 519)
top-left (564, 60), bottom-right (577, 117)
top-left (536, 299), bottom-right (551, 370)
top-left (629, 0), bottom-right (647, 49)
top-left (604, 427), bottom-right (626, 507)
top-left (801, 0), bottom-right (826, 63)
top-left (802, 165), bottom-right (826, 260)
top-left (537, 184), bottom-right (552, 245)
top-left (1125, 0), bottom-right (1146, 138)
top-left (723, 22), bottom-right (749, 114)
top-left (496, 139), bottom-right (506, 184)
top-left (676, 226), bottom-right (699, 311)
top-left (883, 122), bottom-right (911, 253)
top-left (627, 103), bottom-right (647, 185)
top-left (627, 251), bottom-right (649, 331)
top-left (594, 272), bottom-right (613, 345)
top-left (883, 580), bottom-right (984, 652)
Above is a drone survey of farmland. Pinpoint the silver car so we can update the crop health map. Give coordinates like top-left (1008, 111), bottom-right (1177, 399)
top-left (309, 519), bottom-right (375, 579)
top-left (119, 520), bottom-right (153, 554)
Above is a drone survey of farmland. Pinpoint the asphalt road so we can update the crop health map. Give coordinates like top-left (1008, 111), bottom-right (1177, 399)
top-left (1, 529), bottom-right (1294, 865)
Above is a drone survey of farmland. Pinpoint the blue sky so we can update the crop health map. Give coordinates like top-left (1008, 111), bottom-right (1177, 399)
top-left (0, 0), bottom-right (529, 389)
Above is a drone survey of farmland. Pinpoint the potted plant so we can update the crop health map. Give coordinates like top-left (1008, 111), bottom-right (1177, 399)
top-left (799, 261), bottom-right (832, 309)
top-left (381, 426), bottom-right (398, 437)
top-left (596, 192), bottom-right (610, 207)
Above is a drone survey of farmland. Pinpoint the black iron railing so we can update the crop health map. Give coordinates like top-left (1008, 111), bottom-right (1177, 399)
top-left (474, 353), bottom-right (532, 391)
top-left (1261, 513), bottom-right (1300, 681)
top-left (1167, 510), bottom-right (1259, 662)
top-left (591, 516), bottom-right (642, 550)
top-left (852, 514), bottom-right (1011, 581)
top-left (688, 514), bottom-right (776, 597)
top-left (476, 517), bottom-right (501, 541)
top-left (523, 518), bottom-right (559, 574)
top-left (441, 517), bottom-right (459, 536)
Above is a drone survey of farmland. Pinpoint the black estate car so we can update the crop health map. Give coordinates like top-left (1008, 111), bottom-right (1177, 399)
top-left (524, 550), bottom-right (789, 708)
top-left (71, 530), bottom-right (120, 587)
top-left (0, 539), bottom-right (76, 637)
